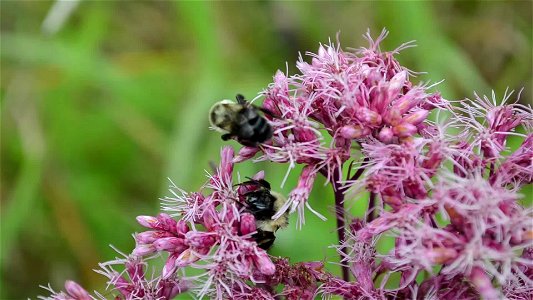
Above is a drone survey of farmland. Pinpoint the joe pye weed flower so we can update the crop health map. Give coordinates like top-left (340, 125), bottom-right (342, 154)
top-left (41, 29), bottom-right (532, 299)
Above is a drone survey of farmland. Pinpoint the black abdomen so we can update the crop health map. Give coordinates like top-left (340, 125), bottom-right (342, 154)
top-left (253, 230), bottom-right (276, 250)
top-left (236, 107), bottom-right (273, 144)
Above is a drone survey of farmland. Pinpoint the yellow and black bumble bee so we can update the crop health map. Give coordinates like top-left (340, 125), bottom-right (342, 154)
top-left (209, 94), bottom-right (273, 147)
top-left (238, 178), bottom-right (289, 250)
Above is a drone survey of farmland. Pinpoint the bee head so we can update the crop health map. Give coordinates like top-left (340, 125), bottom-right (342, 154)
top-left (208, 99), bottom-right (240, 132)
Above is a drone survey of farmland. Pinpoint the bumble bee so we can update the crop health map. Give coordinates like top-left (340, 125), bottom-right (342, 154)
top-left (209, 94), bottom-right (273, 147)
top-left (239, 178), bottom-right (288, 250)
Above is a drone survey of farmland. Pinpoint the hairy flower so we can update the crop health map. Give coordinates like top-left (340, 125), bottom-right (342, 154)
top-left (133, 147), bottom-right (278, 299)
top-left (238, 29), bottom-right (446, 226)
top-left (491, 134), bottom-right (533, 187)
top-left (95, 252), bottom-right (188, 300)
top-left (39, 281), bottom-right (93, 300)
top-left (332, 219), bottom-right (378, 297)
top-left (373, 170), bottom-right (533, 295)
top-left (317, 277), bottom-right (372, 300)
top-left (453, 89), bottom-right (529, 160)
top-left (39, 30), bottom-right (533, 300)
top-left (348, 140), bottom-right (435, 208)
top-left (257, 258), bottom-right (329, 300)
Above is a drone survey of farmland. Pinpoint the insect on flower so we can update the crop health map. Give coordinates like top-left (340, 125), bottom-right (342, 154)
top-left (238, 177), bottom-right (289, 249)
top-left (209, 94), bottom-right (274, 147)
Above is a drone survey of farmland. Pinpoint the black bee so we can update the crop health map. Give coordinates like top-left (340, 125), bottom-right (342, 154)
top-left (209, 94), bottom-right (273, 147)
top-left (238, 178), bottom-right (288, 250)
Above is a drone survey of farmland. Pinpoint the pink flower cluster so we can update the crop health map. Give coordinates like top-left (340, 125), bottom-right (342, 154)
top-left (241, 29), bottom-right (532, 299)
top-left (41, 147), bottom-right (277, 300)
top-left (40, 30), bottom-right (532, 299)
top-left (237, 30), bottom-right (446, 226)
top-left (133, 147), bottom-right (277, 299)
top-left (324, 87), bottom-right (533, 299)
top-left (40, 255), bottom-right (187, 300)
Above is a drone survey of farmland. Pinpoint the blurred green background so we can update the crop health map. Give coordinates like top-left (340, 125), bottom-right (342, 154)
top-left (1, 1), bottom-right (531, 298)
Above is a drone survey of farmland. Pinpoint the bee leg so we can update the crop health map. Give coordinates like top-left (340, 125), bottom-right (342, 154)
top-left (258, 107), bottom-right (277, 119)
top-left (237, 138), bottom-right (259, 147)
top-left (221, 133), bottom-right (233, 141)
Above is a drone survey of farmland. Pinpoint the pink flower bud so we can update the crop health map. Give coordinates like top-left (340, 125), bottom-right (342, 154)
top-left (264, 81), bottom-right (285, 116)
top-left (153, 237), bottom-right (187, 252)
top-left (132, 244), bottom-right (157, 256)
top-left (175, 220), bottom-right (189, 237)
top-left (273, 69), bottom-right (288, 86)
top-left (339, 125), bottom-right (371, 139)
top-left (371, 85), bottom-right (390, 114)
top-left (392, 87), bottom-right (424, 114)
top-left (422, 144), bottom-right (443, 174)
top-left (402, 109), bottom-right (429, 125)
top-left (175, 249), bottom-right (200, 268)
top-left (278, 165), bottom-right (317, 222)
top-left (252, 170), bottom-right (265, 181)
top-left (356, 107), bottom-right (382, 126)
top-left (366, 69), bottom-right (383, 85)
top-left (162, 252), bottom-right (179, 279)
top-left (427, 247), bottom-right (458, 264)
top-left (469, 266), bottom-right (501, 299)
top-left (125, 257), bottom-right (145, 282)
top-left (136, 215), bottom-right (159, 229)
top-left (136, 230), bottom-right (174, 244)
top-left (219, 146), bottom-right (235, 179)
top-left (293, 127), bottom-right (317, 142)
top-left (185, 231), bottom-right (217, 249)
top-left (154, 213), bottom-right (178, 232)
top-left (164, 282), bottom-right (189, 299)
top-left (317, 44), bottom-right (327, 58)
top-left (392, 123), bottom-right (417, 138)
top-left (112, 276), bottom-right (132, 297)
top-left (253, 250), bottom-right (276, 275)
top-left (388, 70), bottom-right (407, 100)
top-left (222, 207), bottom-right (238, 226)
top-left (403, 180), bottom-right (427, 199)
top-left (65, 281), bottom-right (91, 300)
top-left (383, 108), bottom-right (402, 126)
top-left (240, 213), bottom-right (257, 235)
top-left (202, 206), bottom-right (216, 231)
top-left (378, 127), bottom-right (394, 143)
top-left (420, 92), bottom-right (445, 110)
top-left (233, 146), bottom-right (260, 163)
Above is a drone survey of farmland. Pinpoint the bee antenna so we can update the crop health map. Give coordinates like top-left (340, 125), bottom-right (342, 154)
top-left (236, 94), bottom-right (247, 105)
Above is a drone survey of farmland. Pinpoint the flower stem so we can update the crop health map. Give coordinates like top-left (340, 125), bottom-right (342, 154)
top-left (488, 162), bottom-right (495, 178)
top-left (320, 159), bottom-right (367, 283)
top-left (332, 168), bottom-right (350, 283)
top-left (366, 192), bottom-right (376, 223)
